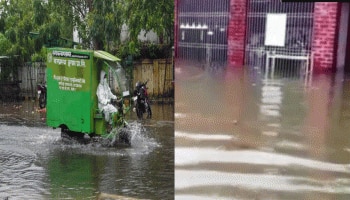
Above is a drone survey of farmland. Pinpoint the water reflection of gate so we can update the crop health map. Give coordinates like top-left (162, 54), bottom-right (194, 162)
top-left (245, 0), bottom-right (314, 78)
top-left (177, 0), bottom-right (230, 64)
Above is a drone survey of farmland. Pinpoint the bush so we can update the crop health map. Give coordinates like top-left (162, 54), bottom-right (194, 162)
top-left (116, 42), bottom-right (172, 61)
top-left (139, 43), bottom-right (172, 59)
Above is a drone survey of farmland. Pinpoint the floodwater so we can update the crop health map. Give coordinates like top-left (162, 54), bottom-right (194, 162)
top-left (175, 60), bottom-right (350, 200)
top-left (0, 100), bottom-right (174, 199)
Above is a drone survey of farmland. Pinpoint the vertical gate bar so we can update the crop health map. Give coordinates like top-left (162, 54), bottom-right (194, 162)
top-left (255, 0), bottom-right (259, 68)
top-left (249, 0), bottom-right (252, 67)
top-left (288, 2), bottom-right (292, 76)
top-left (179, 4), bottom-right (182, 60)
top-left (214, 17), bottom-right (216, 64)
top-left (261, 0), bottom-right (265, 69)
top-left (294, 2), bottom-right (298, 56)
top-left (221, 1), bottom-right (223, 62)
top-left (252, 0), bottom-right (256, 68)
top-left (247, 0), bottom-right (250, 67)
top-left (254, 0), bottom-right (257, 68)
top-left (250, 0), bottom-right (253, 68)
top-left (250, 0), bottom-right (253, 67)
top-left (219, 4), bottom-right (222, 62)
top-left (295, 2), bottom-right (299, 77)
top-left (294, 3), bottom-right (297, 76)
top-left (297, 1), bottom-right (300, 56)
top-left (184, 17), bottom-right (186, 61)
top-left (245, 0), bottom-right (249, 66)
top-left (212, 7), bottom-right (214, 64)
top-left (299, 2), bottom-right (303, 75)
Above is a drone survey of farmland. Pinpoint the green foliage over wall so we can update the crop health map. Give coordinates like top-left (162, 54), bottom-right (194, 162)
top-left (0, 0), bottom-right (174, 65)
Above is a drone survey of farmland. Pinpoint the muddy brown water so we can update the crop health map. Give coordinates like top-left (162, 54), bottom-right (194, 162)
top-left (175, 61), bottom-right (350, 200)
top-left (0, 101), bottom-right (174, 199)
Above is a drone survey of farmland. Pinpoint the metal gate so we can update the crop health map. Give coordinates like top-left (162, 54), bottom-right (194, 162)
top-left (245, 0), bottom-right (314, 78)
top-left (18, 62), bottom-right (46, 99)
top-left (177, 0), bottom-right (230, 65)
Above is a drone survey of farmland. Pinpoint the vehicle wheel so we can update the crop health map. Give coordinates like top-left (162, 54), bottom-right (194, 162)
top-left (146, 104), bottom-right (152, 118)
top-left (39, 93), bottom-right (46, 109)
top-left (61, 127), bottom-right (71, 139)
top-left (119, 128), bottom-right (131, 146)
top-left (136, 106), bottom-right (143, 119)
top-left (61, 127), bottom-right (85, 142)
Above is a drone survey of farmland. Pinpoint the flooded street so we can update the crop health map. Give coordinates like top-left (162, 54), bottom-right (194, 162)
top-left (175, 62), bottom-right (350, 200)
top-left (0, 101), bottom-right (174, 199)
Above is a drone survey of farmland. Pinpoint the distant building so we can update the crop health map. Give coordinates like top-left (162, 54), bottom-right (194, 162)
top-left (175, 1), bottom-right (350, 73)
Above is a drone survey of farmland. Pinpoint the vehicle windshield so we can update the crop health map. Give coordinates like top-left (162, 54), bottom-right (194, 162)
top-left (105, 61), bottom-right (129, 96)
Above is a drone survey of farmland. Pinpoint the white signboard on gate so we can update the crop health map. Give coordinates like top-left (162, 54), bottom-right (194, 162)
top-left (264, 13), bottom-right (287, 47)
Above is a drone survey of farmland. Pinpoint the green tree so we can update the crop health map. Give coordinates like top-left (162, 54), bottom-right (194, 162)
top-left (0, 0), bottom-right (174, 58)
top-left (51, 0), bottom-right (123, 50)
top-left (0, 33), bottom-right (12, 55)
top-left (32, 0), bottom-right (75, 50)
top-left (0, 0), bottom-right (34, 60)
top-left (123, 0), bottom-right (174, 45)
top-left (87, 0), bottom-right (123, 50)
top-left (54, 0), bottom-right (93, 48)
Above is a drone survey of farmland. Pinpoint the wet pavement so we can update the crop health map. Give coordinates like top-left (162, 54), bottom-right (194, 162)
top-left (175, 61), bottom-right (350, 200)
top-left (0, 100), bottom-right (174, 199)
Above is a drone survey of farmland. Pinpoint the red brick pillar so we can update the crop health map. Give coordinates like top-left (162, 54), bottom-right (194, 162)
top-left (312, 2), bottom-right (341, 73)
top-left (227, 0), bottom-right (247, 67)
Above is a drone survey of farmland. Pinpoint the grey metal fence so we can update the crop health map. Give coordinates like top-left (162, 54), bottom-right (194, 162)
top-left (18, 62), bottom-right (46, 98)
top-left (177, 0), bottom-right (230, 65)
top-left (245, 0), bottom-right (314, 78)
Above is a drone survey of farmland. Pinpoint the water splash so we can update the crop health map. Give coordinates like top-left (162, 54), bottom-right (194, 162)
top-left (126, 121), bottom-right (160, 149)
top-left (52, 121), bottom-right (161, 157)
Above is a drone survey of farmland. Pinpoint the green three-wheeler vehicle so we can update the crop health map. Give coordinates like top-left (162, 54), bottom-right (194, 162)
top-left (46, 47), bottom-right (132, 146)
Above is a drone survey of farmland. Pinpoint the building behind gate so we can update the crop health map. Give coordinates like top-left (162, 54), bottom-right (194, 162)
top-left (175, 1), bottom-right (350, 74)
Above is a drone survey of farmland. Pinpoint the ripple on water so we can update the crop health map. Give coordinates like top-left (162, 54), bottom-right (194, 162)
top-left (175, 146), bottom-right (350, 199)
top-left (0, 145), bottom-right (48, 199)
top-left (0, 122), bottom-right (163, 199)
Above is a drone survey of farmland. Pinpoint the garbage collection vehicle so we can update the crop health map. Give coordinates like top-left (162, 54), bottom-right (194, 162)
top-left (45, 48), bottom-right (131, 146)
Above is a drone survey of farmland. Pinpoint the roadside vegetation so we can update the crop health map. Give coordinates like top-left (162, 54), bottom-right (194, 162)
top-left (0, 0), bottom-right (174, 64)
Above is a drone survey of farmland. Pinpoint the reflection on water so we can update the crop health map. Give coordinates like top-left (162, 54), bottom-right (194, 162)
top-left (175, 60), bottom-right (350, 199)
top-left (0, 102), bottom-right (174, 199)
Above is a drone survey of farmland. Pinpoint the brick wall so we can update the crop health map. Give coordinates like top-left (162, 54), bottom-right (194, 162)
top-left (227, 0), bottom-right (247, 67)
top-left (312, 2), bottom-right (341, 73)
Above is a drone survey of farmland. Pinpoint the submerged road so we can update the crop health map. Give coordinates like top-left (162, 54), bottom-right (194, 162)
top-left (175, 62), bottom-right (350, 200)
top-left (0, 100), bottom-right (174, 199)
